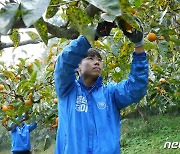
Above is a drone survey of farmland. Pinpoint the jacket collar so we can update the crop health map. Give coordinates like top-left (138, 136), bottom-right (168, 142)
top-left (77, 76), bottom-right (103, 91)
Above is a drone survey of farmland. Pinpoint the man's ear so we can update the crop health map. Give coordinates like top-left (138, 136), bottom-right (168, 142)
top-left (76, 67), bottom-right (81, 75)
top-left (77, 65), bottom-right (81, 75)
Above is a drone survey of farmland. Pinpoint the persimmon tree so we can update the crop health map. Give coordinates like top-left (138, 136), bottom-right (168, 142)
top-left (0, 0), bottom-right (179, 127)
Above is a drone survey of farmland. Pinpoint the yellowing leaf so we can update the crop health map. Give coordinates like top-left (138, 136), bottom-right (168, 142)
top-left (10, 29), bottom-right (20, 47)
top-left (66, 6), bottom-right (95, 45)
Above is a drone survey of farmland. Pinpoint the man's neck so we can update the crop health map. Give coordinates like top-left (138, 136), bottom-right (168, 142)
top-left (81, 76), bottom-right (98, 87)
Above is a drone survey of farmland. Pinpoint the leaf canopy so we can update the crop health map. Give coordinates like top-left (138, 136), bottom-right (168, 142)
top-left (0, 3), bottom-right (20, 34)
top-left (21, 0), bottom-right (51, 27)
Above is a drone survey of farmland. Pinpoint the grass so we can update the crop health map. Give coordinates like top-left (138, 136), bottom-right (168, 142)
top-left (121, 113), bottom-right (180, 154)
top-left (1, 113), bottom-right (179, 154)
top-left (33, 143), bottom-right (56, 154)
top-left (0, 141), bottom-right (56, 154)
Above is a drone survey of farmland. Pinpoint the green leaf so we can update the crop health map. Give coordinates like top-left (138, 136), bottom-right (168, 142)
top-left (0, 50), bottom-right (3, 57)
top-left (158, 40), bottom-right (168, 56)
top-left (45, 0), bottom-right (60, 19)
top-left (5, 110), bottom-right (16, 117)
top-left (46, 0), bottom-right (78, 19)
top-left (21, 0), bottom-right (51, 27)
top-left (0, 73), bottom-right (6, 81)
top-left (9, 29), bottom-right (20, 47)
top-left (11, 100), bottom-right (22, 111)
top-left (152, 64), bottom-right (165, 75)
top-left (17, 105), bottom-right (30, 117)
top-left (33, 92), bottom-right (41, 102)
top-left (66, 7), bottom-right (95, 45)
top-left (111, 41), bottom-right (122, 56)
top-left (86, 0), bottom-right (121, 16)
top-left (116, 13), bottom-right (141, 31)
top-left (17, 79), bottom-right (33, 94)
top-left (30, 71), bottom-right (37, 83)
top-left (44, 135), bottom-right (51, 151)
top-left (101, 13), bottom-right (116, 22)
top-left (10, 117), bottom-right (20, 125)
top-left (161, 28), bottom-right (176, 36)
top-left (18, 58), bottom-right (28, 66)
top-left (3, 70), bottom-right (16, 80)
top-left (34, 59), bottom-right (42, 69)
top-left (113, 29), bottom-right (123, 41)
top-left (144, 40), bottom-right (157, 51)
top-left (169, 79), bottom-right (180, 85)
top-left (26, 31), bottom-right (41, 42)
top-left (33, 18), bottom-right (49, 45)
top-left (41, 86), bottom-right (53, 102)
top-left (131, 0), bottom-right (144, 8)
top-left (0, 3), bottom-right (20, 34)
top-left (119, 0), bottom-right (132, 13)
top-left (168, 37), bottom-right (180, 45)
top-left (17, 80), bottom-right (28, 93)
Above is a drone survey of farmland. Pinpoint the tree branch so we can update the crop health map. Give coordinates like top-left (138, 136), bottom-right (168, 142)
top-left (0, 40), bottom-right (41, 50)
top-left (0, 2), bottom-right (5, 6)
top-left (45, 22), bottom-right (79, 39)
top-left (0, 4), bottom-right (100, 50)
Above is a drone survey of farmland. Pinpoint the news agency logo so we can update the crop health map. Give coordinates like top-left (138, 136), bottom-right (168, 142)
top-left (164, 142), bottom-right (180, 149)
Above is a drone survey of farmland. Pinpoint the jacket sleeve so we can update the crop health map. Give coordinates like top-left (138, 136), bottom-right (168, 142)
top-left (113, 52), bottom-right (149, 110)
top-left (29, 122), bottom-right (37, 132)
top-left (10, 123), bottom-right (17, 133)
top-left (54, 35), bottom-right (91, 97)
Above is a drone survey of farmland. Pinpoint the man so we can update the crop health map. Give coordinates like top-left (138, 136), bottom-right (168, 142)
top-left (54, 19), bottom-right (148, 154)
top-left (3, 112), bottom-right (37, 154)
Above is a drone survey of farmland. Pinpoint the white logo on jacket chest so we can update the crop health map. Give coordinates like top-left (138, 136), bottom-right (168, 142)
top-left (75, 96), bottom-right (88, 112)
top-left (97, 102), bottom-right (106, 109)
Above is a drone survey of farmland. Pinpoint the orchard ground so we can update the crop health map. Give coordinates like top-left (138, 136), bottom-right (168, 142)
top-left (0, 113), bottom-right (179, 154)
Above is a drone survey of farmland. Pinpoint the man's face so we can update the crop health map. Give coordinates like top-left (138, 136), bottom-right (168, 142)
top-left (78, 55), bottom-right (103, 78)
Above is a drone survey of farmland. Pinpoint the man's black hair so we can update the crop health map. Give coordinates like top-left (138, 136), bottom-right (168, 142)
top-left (85, 48), bottom-right (102, 60)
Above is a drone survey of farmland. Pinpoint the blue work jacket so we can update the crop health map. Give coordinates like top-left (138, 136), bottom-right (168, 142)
top-left (10, 122), bottom-right (37, 152)
top-left (54, 35), bottom-right (148, 154)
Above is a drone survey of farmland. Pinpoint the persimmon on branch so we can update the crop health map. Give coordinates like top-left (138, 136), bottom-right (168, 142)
top-left (0, 4), bottom-right (100, 49)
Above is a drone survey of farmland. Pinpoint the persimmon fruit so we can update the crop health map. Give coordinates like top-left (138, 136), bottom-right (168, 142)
top-left (155, 87), bottom-right (160, 92)
top-left (56, 117), bottom-right (58, 124)
top-left (0, 84), bottom-right (4, 90)
top-left (27, 63), bottom-right (33, 68)
top-left (132, 9), bottom-right (138, 15)
top-left (159, 78), bottom-right (166, 83)
top-left (125, 21), bottom-right (133, 31)
top-left (1, 117), bottom-right (9, 125)
top-left (148, 77), bottom-right (153, 82)
top-left (16, 75), bottom-right (21, 80)
top-left (54, 98), bottom-right (58, 104)
top-left (52, 123), bottom-right (58, 128)
top-left (7, 105), bottom-right (14, 110)
top-left (2, 105), bottom-right (8, 112)
top-left (159, 35), bottom-right (165, 40)
top-left (147, 33), bottom-right (156, 42)
top-left (25, 100), bottom-right (33, 106)
top-left (28, 93), bottom-right (33, 99)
